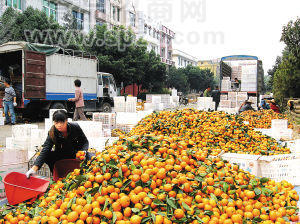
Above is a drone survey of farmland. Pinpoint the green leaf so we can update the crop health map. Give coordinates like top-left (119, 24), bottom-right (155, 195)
top-left (249, 179), bottom-right (258, 187)
top-left (103, 198), bottom-right (108, 211)
top-left (204, 210), bottom-right (213, 216)
top-left (132, 208), bottom-right (140, 213)
top-left (210, 193), bottom-right (218, 202)
top-left (182, 202), bottom-right (191, 211)
top-left (195, 216), bottom-right (204, 223)
top-left (153, 199), bottom-right (165, 206)
top-left (112, 212), bottom-right (117, 224)
top-left (141, 217), bottom-right (152, 224)
top-left (222, 182), bottom-right (229, 192)
top-left (254, 188), bottom-right (262, 196)
top-left (253, 217), bottom-right (263, 223)
top-left (86, 194), bottom-right (92, 204)
top-left (166, 198), bottom-right (177, 209)
top-left (261, 187), bottom-right (273, 196)
top-left (259, 177), bottom-right (269, 184)
top-left (87, 186), bottom-right (99, 195)
top-left (121, 179), bottom-right (132, 190)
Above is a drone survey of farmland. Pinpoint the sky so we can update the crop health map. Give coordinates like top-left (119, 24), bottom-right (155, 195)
top-left (135, 0), bottom-right (300, 74)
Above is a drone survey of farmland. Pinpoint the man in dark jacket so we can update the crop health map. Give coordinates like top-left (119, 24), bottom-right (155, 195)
top-left (26, 110), bottom-right (89, 177)
top-left (212, 86), bottom-right (221, 111)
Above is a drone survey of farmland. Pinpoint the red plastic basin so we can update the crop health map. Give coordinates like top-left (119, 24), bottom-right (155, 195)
top-left (4, 172), bottom-right (50, 205)
top-left (53, 159), bottom-right (81, 182)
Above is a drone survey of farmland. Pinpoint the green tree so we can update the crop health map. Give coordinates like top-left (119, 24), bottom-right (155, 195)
top-left (167, 66), bottom-right (189, 93)
top-left (272, 18), bottom-right (300, 103)
top-left (184, 65), bottom-right (214, 92)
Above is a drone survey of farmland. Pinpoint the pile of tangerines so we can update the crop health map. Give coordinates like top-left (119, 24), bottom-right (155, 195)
top-left (0, 109), bottom-right (299, 224)
top-left (240, 110), bottom-right (293, 129)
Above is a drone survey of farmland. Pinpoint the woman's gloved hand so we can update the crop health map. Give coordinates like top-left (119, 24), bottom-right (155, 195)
top-left (26, 168), bottom-right (36, 179)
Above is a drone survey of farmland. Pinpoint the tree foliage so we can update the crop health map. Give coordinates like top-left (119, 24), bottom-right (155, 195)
top-left (272, 18), bottom-right (300, 103)
top-left (167, 65), bottom-right (214, 93)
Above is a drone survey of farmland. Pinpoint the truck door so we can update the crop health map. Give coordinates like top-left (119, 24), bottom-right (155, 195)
top-left (97, 73), bottom-right (103, 98)
top-left (24, 50), bottom-right (46, 99)
top-left (108, 75), bottom-right (117, 97)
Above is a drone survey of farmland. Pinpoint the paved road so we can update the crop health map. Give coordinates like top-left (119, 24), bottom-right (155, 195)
top-left (0, 122), bottom-right (45, 148)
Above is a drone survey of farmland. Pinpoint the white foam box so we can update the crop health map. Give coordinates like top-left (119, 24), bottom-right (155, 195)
top-left (144, 103), bottom-right (153, 111)
top-left (219, 100), bottom-right (231, 108)
top-left (5, 137), bottom-right (13, 149)
top-left (271, 129), bottom-right (293, 140)
top-left (116, 112), bottom-right (138, 125)
top-left (0, 162), bottom-right (28, 199)
top-left (228, 92), bottom-right (237, 100)
top-left (259, 154), bottom-right (300, 185)
top-left (76, 121), bottom-right (103, 138)
top-left (0, 149), bottom-right (28, 166)
top-left (137, 110), bottom-right (153, 121)
top-left (283, 139), bottom-right (300, 154)
top-left (221, 153), bottom-right (262, 176)
top-left (0, 117), bottom-right (4, 126)
top-left (171, 89), bottom-right (177, 96)
top-left (12, 124), bottom-right (38, 138)
top-left (220, 95), bottom-right (228, 100)
top-left (9, 137), bottom-right (31, 151)
top-left (271, 119), bottom-right (288, 130)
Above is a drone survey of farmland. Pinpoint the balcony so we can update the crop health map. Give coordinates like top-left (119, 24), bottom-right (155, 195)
top-left (96, 10), bottom-right (106, 21)
top-left (161, 57), bottom-right (175, 66)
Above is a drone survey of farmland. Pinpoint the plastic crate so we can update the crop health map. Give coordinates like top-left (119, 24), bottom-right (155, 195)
top-left (116, 124), bottom-right (135, 133)
top-left (259, 154), bottom-right (300, 186)
top-left (28, 152), bottom-right (51, 178)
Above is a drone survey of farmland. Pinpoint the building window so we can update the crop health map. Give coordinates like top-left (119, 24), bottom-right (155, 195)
top-left (178, 57), bottom-right (181, 66)
top-left (161, 48), bottom-right (165, 57)
top-left (72, 11), bottom-right (84, 30)
top-left (96, 0), bottom-right (105, 13)
top-left (148, 27), bottom-right (151, 36)
top-left (153, 30), bottom-right (156, 38)
top-left (117, 8), bottom-right (120, 22)
top-left (144, 25), bottom-right (147, 34)
top-left (112, 6), bottom-right (116, 20)
top-left (157, 32), bottom-right (160, 40)
top-left (43, 0), bottom-right (57, 20)
top-left (168, 51), bottom-right (172, 60)
top-left (129, 12), bottom-right (136, 27)
top-left (5, 0), bottom-right (22, 10)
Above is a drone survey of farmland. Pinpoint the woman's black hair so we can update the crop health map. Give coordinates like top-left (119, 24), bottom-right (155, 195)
top-left (53, 110), bottom-right (68, 122)
top-left (74, 79), bottom-right (81, 87)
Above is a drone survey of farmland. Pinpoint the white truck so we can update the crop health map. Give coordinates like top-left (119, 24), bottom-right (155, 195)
top-left (0, 41), bottom-right (118, 117)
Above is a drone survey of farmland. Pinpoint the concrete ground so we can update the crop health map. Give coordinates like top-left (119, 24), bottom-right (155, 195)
top-left (0, 122), bottom-right (45, 147)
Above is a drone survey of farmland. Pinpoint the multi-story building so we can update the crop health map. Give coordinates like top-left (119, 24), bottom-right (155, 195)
top-left (137, 11), bottom-right (160, 55)
top-left (172, 49), bottom-right (198, 68)
top-left (160, 25), bottom-right (175, 67)
top-left (0, 0), bottom-right (91, 33)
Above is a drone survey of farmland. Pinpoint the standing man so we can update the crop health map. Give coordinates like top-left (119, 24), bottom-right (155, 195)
top-left (203, 86), bottom-right (212, 97)
top-left (3, 79), bottom-right (17, 125)
top-left (212, 86), bottom-right (221, 111)
top-left (234, 78), bottom-right (241, 91)
top-left (68, 79), bottom-right (87, 121)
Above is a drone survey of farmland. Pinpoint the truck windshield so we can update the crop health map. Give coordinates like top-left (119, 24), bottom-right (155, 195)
top-left (103, 75), bottom-right (109, 88)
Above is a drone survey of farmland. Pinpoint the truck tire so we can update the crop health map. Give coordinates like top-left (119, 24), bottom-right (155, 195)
top-left (51, 102), bottom-right (66, 110)
top-left (102, 102), bottom-right (112, 112)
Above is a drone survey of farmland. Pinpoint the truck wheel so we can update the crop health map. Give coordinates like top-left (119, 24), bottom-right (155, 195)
top-left (102, 103), bottom-right (112, 112)
top-left (51, 102), bottom-right (66, 110)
